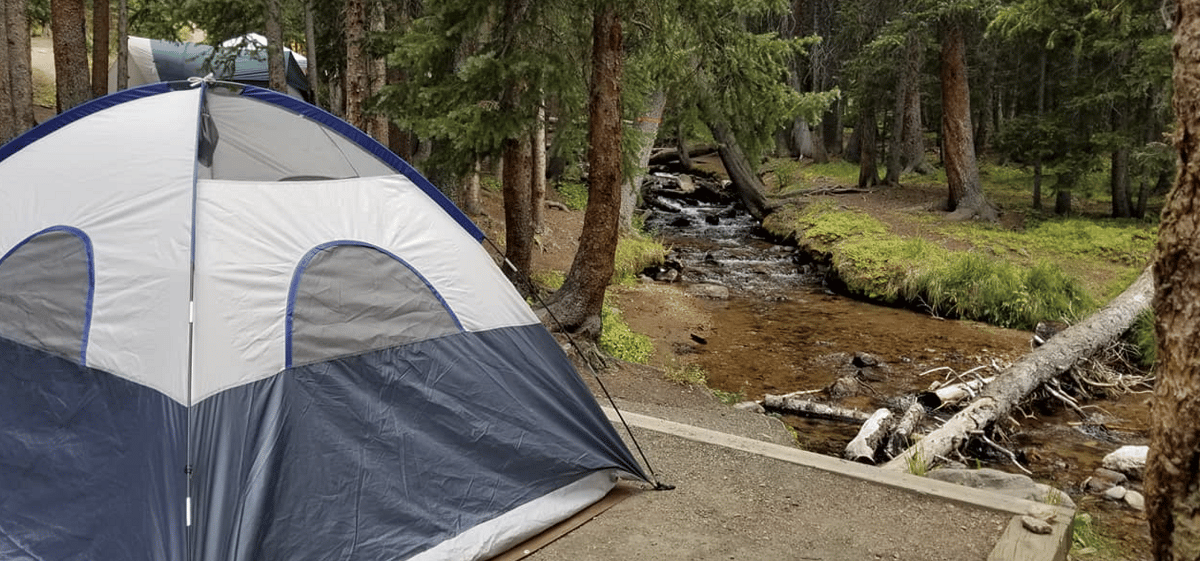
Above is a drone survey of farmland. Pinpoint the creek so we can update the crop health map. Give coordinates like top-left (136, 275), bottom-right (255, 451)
top-left (640, 172), bottom-right (1153, 554)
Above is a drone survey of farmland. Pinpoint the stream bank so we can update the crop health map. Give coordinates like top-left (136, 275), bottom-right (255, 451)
top-left (621, 167), bottom-right (1154, 558)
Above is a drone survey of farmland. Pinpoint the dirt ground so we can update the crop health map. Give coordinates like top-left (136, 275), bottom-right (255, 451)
top-left (474, 187), bottom-right (1078, 560)
top-left (474, 165), bottom-right (1155, 559)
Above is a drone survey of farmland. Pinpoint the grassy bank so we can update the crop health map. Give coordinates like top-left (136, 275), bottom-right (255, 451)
top-left (760, 159), bottom-right (1158, 332)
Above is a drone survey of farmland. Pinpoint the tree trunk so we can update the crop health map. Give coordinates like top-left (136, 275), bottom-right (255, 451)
top-left (367, 0), bottom-right (388, 143)
top-left (462, 158), bottom-right (482, 216)
top-left (7, 0), bottom-right (31, 130)
top-left (677, 120), bottom-right (692, 169)
top-left (542, 3), bottom-right (622, 338)
top-left (502, 133), bottom-right (534, 295)
top-left (1055, 182), bottom-right (1073, 215)
top-left (1031, 47), bottom-right (1046, 215)
top-left (1148, 2), bottom-right (1200, 556)
top-left (883, 268), bottom-right (1154, 474)
top-left (304, 0), bottom-right (319, 106)
top-left (51, 0), bottom-right (90, 112)
top-left (939, 20), bottom-right (996, 221)
top-left (531, 99), bottom-right (547, 234)
top-left (0, 0), bottom-right (12, 143)
top-left (901, 54), bottom-right (927, 175)
top-left (622, 89), bottom-right (666, 231)
top-left (845, 408), bottom-right (893, 463)
top-left (884, 72), bottom-right (905, 186)
top-left (857, 99), bottom-right (880, 188)
top-left (91, 0), bottom-right (108, 99)
top-left (706, 117), bottom-right (773, 221)
top-left (762, 393), bottom-right (870, 423)
top-left (885, 401), bottom-right (927, 459)
top-left (343, 0), bottom-right (367, 130)
top-left (115, 0), bottom-right (128, 92)
top-left (1111, 144), bottom-right (1133, 218)
top-left (264, 0), bottom-right (287, 94)
top-left (822, 101), bottom-right (842, 158)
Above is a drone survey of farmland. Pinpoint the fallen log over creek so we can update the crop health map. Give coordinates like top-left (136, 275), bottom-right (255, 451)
top-left (882, 267), bottom-right (1154, 473)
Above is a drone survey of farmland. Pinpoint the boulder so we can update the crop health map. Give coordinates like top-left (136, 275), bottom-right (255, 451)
top-left (1125, 490), bottom-right (1145, 511)
top-left (1101, 445), bottom-right (1148, 480)
top-left (926, 467), bottom-right (1076, 509)
top-left (1084, 467), bottom-right (1128, 494)
top-left (1102, 485), bottom-right (1127, 501)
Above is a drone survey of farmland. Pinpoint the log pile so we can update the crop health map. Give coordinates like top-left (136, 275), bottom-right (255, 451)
top-left (757, 267), bottom-right (1155, 469)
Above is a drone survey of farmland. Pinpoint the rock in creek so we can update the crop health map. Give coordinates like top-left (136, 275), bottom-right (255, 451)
top-left (925, 468), bottom-right (1076, 509)
top-left (1084, 467), bottom-right (1128, 494)
top-left (685, 283), bottom-right (730, 300)
top-left (1102, 445), bottom-right (1147, 480)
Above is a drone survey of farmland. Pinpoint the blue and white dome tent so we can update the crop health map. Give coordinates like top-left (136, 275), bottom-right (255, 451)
top-left (0, 80), bottom-right (648, 561)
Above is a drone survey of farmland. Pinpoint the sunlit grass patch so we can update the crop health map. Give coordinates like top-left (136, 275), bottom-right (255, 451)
top-left (613, 233), bottom-right (667, 284)
top-left (600, 303), bottom-right (653, 364)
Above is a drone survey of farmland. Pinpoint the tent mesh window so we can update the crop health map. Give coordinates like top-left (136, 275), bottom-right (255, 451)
top-left (0, 228), bottom-right (92, 363)
top-left (287, 243), bottom-right (460, 367)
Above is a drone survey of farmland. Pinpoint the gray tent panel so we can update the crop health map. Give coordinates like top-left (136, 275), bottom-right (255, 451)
top-left (202, 89), bottom-right (394, 181)
top-left (288, 243), bottom-right (462, 367)
top-left (0, 227), bottom-right (92, 363)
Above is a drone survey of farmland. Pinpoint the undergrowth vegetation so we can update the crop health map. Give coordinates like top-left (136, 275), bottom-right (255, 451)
top-left (599, 303), bottom-right (653, 363)
top-left (764, 195), bottom-right (1102, 330)
top-left (614, 233), bottom-right (667, 283)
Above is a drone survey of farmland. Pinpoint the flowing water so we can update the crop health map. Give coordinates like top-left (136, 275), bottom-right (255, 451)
top-left (642, 177), bottom-right (1154, 556)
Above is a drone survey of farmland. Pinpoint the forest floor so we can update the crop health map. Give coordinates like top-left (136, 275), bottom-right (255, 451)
top-left (473, 158), bottom-right (1155, 560)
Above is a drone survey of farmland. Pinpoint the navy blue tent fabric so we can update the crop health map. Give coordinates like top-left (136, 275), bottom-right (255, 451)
top-left (0, 336), bottom-right (187, 561)
top-left (0, 80), bottom-right (649, 561)
top-left (188, 325), bottom-right (642, 561)
top-left (146, 39), bottom-right (309, 98)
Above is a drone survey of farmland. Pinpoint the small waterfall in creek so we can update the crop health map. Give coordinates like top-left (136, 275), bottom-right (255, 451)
top-left (639, 172), bottom-right (828, 299)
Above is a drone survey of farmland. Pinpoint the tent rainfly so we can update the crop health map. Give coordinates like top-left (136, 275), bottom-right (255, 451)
top-left (109, 36), bottom-right (312, 99)
top-left (0, 81), bottom-right (648, 561)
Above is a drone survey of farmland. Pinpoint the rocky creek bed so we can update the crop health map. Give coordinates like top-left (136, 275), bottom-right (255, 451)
top-left (634, 171), bottom-right (1155, 558)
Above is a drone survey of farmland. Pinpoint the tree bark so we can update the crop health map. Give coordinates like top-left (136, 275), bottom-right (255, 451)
top-left (91, 0), bottom-right (108, 99)
top-left (1032, 49), bottom-right (1046, 211)
top-left (0, 0), bottom-right (12, 143)
top-left (884, 268), bottom-right (1154, 474)
top-left (51, 0), bottom-right (90, 112)
top-left (900, 34), bottom-right (927, 174)
top-left (1148, 2), bottom-right (1200, 556)
top-left (885, 67), bottom-right (906, 186)
top-left (115, 0), bottom-right (128, 91)
top-left (7, 0), bottom-right (32, 130)
top-left (621, 89), bottom-right (666, 231)
top-left (885, 401), bottom-right (927, 459)
top-left (304, 0), bottom-right (319, 106)
top-left (264, 0), bottom-right (287, 94)
top-left (939, 20), bottom-right (996, 221)
top-left (367, 0), bottom-right (388, 143)
top-left (542, 3), bottom-right (622, 338)
top-left (343, 0), bottom-right (368, 130)
top-left (502, 133), bottom-right (534, 295)
top-left (531, 98), bottom-right (547, 234)
top-left (677, 120), bottom-right (692, 169)
top-left (762, 393), bottom-right (871, 423)
top-left (462, 158), bottom-right (482, 216)
top-left (705, 116), bottom-right (773, 221)
top-left (857, 98), bottom-right (880, 188)
top-left (845, 408), bottom-right (893, 463)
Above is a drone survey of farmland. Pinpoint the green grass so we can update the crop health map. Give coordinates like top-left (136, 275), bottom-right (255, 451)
top-left (554, 180), bottom-right (588, 210)
top-left (1070, 512), bottom-right (1124, 559)
top-left (599, 302), bottom-right (653, 364)
top-left (664, 363), bottom-right (707, 385)
top-left (764, 200), bottom-right (1095, 330)
top-left (613, 233), bottom-right (667, 284)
